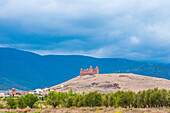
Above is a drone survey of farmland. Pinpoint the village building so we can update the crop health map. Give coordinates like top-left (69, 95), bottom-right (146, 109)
top-left (34, 89), bottom-right (43, 94)
top-left (80, 66), bottom-right (99, 76)
top-left (50, 88), bottom-right (55, 91)
top-left (28, 90), bottom-right (35, 94)
top-left (9, 88), bottom-right (24, 96)
top-left (42, 88), bottom-right (49, 92)
top-left (0, 93), bottom-right (5, 97)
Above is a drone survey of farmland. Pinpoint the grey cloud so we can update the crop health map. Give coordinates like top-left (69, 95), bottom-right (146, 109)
top-left (0, 0), bottom-right (170, 63)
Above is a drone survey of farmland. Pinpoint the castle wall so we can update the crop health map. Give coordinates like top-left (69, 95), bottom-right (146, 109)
top-left (80, 66), bottom-right (99, 76)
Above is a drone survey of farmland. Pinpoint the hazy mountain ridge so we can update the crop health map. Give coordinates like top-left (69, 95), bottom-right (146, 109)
top-left (0, 48), bottom-right (170, 90)
top-left (0, 75), bottom-right (27, 90)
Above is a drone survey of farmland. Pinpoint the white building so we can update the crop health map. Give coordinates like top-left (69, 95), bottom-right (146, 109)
top-left (50, 88), bottom-right (55, 91)
top-left (60, 85), bottom-right (64, 88)
top-left (42, 88), bottom-right (49, 92)
top-left (35, 89), bottom-right (43, 94)
top-left (28, 90), bottom-right (35, 94)
top-left (0, 93), bottom-right (5, 97)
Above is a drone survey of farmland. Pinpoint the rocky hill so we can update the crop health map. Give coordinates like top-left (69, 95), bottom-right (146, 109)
top-left (51, 73), bottom-right (170, 93)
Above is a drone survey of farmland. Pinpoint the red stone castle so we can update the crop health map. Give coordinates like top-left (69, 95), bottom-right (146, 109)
top-left (80, 66), bottom-right (99, 76)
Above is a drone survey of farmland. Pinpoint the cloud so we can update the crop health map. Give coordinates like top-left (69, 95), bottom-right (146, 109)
top-left (130, 36), bottom-right (140, 44)
top-left (0, 44), bottom-right (8, 47)
top-left (0, 0), bottom-right (170, 63)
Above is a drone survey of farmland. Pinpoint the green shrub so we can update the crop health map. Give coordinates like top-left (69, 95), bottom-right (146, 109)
top-left (84, 91), bottom-right (102, 107)
top-left (24, 94), bottom-right (38, 108)
top-left (0, 103), bottom-right (5, 108)
top-left (7, 97), bottom-right (17, 109)
top-left (44, 88), bottom-right (170, 108)
top-left (17, 96), bottom-right (27, 109)
top-left (46, 91), bottom-right (60, 108)
top-left (66, 96), bottom-right (73, 108)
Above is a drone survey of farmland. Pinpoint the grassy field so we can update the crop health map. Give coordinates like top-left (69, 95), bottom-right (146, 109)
top-left (0, 107), bottom-right (169, 113)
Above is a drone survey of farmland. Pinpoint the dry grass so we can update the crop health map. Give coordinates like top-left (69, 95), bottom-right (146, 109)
top-left (0, 107), bottom-right (169, 113)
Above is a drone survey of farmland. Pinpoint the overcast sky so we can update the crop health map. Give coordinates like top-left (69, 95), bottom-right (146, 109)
top-left (0, 0), bottom-right (170, 63)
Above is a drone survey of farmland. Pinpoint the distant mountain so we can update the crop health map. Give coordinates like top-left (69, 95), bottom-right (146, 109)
top-left (0, 75), bottom-right (27, 90)
top-left (0, 48), bottom-right (170, 90)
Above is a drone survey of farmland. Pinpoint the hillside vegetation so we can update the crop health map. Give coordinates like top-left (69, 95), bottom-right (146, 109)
top-left (0, 88), bottom-right (169, 113)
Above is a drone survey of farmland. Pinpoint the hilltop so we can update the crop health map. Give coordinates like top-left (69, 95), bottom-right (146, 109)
top-left (0, 47), bottom-right (170, 90)
top-left (51, 73), bottom-right (170, 93)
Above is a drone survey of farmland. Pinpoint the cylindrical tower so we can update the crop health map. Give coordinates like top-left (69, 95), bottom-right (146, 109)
top-left (12, 88), bottom-right (16, 92)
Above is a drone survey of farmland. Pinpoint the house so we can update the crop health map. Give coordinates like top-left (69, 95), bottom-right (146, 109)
top-left (42, 88), bottom-right (49, 92)
top-left (9, 88), bottom-right (24, 96)
top-left (28, 90), bottom-right (35, 94)
top-left (60, 85), bottom-right (64, 88)
top-left (0, 93), bottom-right (5, 97)
top-left (50, 88), bottom-right (55, 91)
top-left (35, 89), bottom-right (43, 94)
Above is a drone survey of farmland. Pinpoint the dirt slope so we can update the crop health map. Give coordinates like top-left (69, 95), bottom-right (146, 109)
top-left (51, 73), bottom-right (170, 93)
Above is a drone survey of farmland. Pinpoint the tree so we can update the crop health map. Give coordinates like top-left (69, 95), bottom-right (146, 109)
top-left (113, 90), bottom-right (124, 107)
top-left (68, 87), bottom-right (73, 96)
top-left (160, 89), bottom-right (169, 107)
top-left (0, 103), bottom-right (5, 109)
top-left (16, 93), bottom-right (21, 95)
top-left (24, 94), bottom-right (38, 108)
top-left (72, 95), bottom-right (80, 107)
top-left (120, 91), bottom-right (134, 108)
top-left (66, 96), bottom-right (73, 108)
top-left (46, 91), bottom-right (60, 108)
top-left (17, 96), bottom-right (27, 109)
top-left (143, 89), bottom-right (152, 107)
top-left (58, 92), bottom-right (69, 107)
top-left (102, 94), bottom-right (109, 107)
top-left (84, 91), bottom-right (102, 107)
top-left (7, 97), bottom-right (17, 109)
top-left (168, 90), bottom-right (170, 107)
top-left (77, 95), bottom-right (84, 107)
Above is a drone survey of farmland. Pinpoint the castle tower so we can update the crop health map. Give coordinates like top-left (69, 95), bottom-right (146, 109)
top-left (96, 66), bottom-right (99, 74)
top-left (89, 66), bottom-right (93, 72)
top-left (80, 68), bottom-right (83, 77)
top-left (12, 88), bottom-right (16, 92)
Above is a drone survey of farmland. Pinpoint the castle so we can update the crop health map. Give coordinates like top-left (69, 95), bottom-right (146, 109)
top-left (80, 66), bottom-right (99, 76)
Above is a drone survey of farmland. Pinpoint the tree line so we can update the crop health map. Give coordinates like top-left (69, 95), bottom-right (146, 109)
top-left (3, 88), bottom-right (170, 109)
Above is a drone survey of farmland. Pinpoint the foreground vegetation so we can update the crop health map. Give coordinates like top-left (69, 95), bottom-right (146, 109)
top-left (0, 88), bottom-right (169, 110)
top-left (46, 88), bottom-right (170, 108)
top-left (0, 107), bottom-right (170, 113)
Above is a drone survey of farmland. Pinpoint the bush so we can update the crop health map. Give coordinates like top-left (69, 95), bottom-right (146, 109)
top-left (7, 97), bottom-right (17, 109)
top-left (24, 94), bottom-right (38, 108)
top-left (44, 88), bottom-right (170, 108)
top-left (46, 91), bottom-right (60, 108)
top-left (84, 91), bottom-right (102, 107)
top-left (66, 96), bottom-right (73, 108)
top-left (34, 101), bottom-right (41, 109)
top-left (0, 103), bottom-right (5, 108)
top-left (17, 96), bottom-right (27, 109)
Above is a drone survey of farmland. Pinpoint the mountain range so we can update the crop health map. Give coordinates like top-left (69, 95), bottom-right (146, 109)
top-left (0, 48), bottom-right (170, 90)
